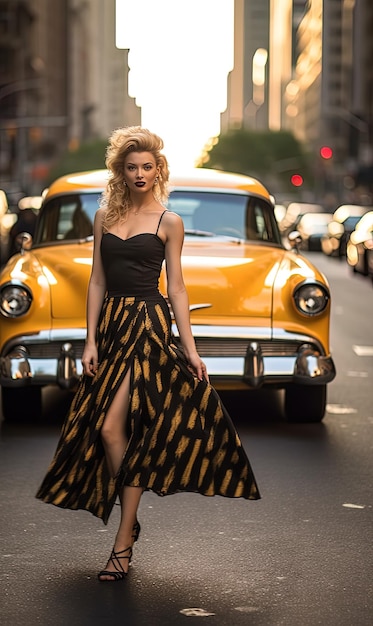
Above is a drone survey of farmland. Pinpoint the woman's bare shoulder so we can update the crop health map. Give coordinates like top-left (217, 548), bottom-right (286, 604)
top-left (162, 210), bottom-right (183, 228)
top-left (94, 207), bottom-right (106, 226)
top-left (95, 206), bottom-right (106, 219)
top-left (92, 207), bottom-right (107, 237)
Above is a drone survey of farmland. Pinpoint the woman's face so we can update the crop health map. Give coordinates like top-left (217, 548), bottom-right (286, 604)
top-left (123, 151), bottom-right (159, 193)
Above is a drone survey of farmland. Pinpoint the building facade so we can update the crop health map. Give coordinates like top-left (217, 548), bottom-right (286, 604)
top-left (286, 0), bottom-right (373, 173)
top-left (222, 0), bottom-right (293, 133)
top-left (222, 0), bottom-right (271, 132)
top-left (0, 0), bottom-right (140, 196)
top-left (222, 0), bottom-right (372, 198)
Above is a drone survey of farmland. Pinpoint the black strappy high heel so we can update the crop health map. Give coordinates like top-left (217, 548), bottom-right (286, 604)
top-left (98, 546), bottom-right (132, 582)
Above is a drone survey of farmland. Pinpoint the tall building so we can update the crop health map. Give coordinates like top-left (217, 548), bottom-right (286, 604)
top-left (287, 0), bottom-right (373, 171)
top-left (222, 0), bottom-right (372, 198)
top-left (268, 0), bottom-right (293, 130)
top-left (222, 0), bottom-right (293, 132)
top-left (0, 0), bottom-right (140, 195)
top-left (0, 0), bottom-right (68, 193)
top-left (68, 0), bottom-right (140, 145)
top-left (222, 0), bottom-right (270, 131)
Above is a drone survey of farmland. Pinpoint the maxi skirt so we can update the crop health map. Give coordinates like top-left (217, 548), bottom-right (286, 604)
top-left (36, 294), bottom-right (260, 524)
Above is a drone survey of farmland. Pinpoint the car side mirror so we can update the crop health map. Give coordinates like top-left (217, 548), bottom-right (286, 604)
top-left (288, 230), bottom-right (303, 252)
top-left (15, 231), bottom-right (33, 254)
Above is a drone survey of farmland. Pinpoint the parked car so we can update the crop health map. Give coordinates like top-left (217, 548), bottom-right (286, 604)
top-left (366, 246), bottom-right (373, 284)
top-left (346, 210), bottom-right (373, 276)
top-left (293, 212), bottom-right (333, 251)
top-left (0, 168), bottom-right (336, 423)
top-left (278, 202), bottom-right (324, 236)
top-left (321, 204), bottom-right (371, 258)
top-left (274, 203), bottom-right (287, 224)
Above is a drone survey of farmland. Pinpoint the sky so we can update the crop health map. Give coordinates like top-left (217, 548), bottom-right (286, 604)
top-left (115, 0), bottom-right (234, 169)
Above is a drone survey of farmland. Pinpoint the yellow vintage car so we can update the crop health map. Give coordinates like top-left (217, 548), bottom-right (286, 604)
top-left (0, 168), bottom-right (336, 422)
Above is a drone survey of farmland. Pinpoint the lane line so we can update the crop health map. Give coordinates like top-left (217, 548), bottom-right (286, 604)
top-left (347, 371), bottom-right (369, 377)
top-left (353, 345), bottom-right (373, 356)
top-left (326, 404), bottom-right (357, 414)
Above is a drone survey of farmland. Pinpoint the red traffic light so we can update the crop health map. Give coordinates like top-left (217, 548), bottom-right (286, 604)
top-left (320, 146), bottom-right (333, 159)
top-left (290, 174), bottom-right (303, 187)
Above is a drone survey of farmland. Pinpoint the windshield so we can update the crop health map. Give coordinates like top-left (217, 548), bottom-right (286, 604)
top-left (343, 216), bottom-right (363, 231)
top-left (34, 189), bottom-right (281, 245)
top-left (167, 190), bottom-right (281, 244)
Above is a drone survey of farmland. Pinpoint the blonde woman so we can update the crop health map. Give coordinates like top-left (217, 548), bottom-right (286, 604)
top-left (36, 126), bottom-right (260, 581)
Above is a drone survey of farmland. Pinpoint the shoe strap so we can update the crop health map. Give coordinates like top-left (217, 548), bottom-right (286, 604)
top-left (110, 546), bottom-right (132, 574)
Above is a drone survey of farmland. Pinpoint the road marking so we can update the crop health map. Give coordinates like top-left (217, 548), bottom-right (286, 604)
top-left (343, 503), bottom-right (365, 509)
top-left (347, 371), bottom-right (368, 377)
top-left (353, 345), bottom-right (373, 356)
top-left (180, 608), bottom-right (216, 617)
top-left (326, 404), bottom-right (357, 414)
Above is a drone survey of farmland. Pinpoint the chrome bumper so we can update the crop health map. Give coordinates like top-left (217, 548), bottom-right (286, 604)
top-left (0, 326), bottom-right (336, 389)
top-left (0, 329), bottom-right (85, 389)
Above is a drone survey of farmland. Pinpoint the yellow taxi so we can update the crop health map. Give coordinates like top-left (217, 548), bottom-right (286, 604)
top-left (0, 168), bottom-right (336, 422)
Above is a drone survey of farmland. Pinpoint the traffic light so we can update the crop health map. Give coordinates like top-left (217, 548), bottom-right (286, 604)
top-left (320, 146), bottom-right (333, 160)
top-left (290, 174), bottom-right (303, 187)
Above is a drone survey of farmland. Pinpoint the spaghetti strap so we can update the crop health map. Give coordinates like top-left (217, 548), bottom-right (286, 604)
top-left (155, 210), bottom-right (167, 235)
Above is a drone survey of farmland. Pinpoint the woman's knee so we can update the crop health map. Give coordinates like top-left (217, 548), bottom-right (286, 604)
top-left (101, 370), bottom-right (131, 445)
top-left (101, 417), bottom-right (124, 446)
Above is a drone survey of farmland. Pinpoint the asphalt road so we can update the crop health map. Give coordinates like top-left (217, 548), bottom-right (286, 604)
top-left (1, 253), bottom-right (372, 626)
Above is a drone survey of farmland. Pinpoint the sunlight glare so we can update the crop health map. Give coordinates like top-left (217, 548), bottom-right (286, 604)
top-left (116, 0), bottom-right (234, 169)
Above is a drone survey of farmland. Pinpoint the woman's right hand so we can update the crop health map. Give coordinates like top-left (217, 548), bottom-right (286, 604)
top-left (81, 341), bottom-right (99, 377)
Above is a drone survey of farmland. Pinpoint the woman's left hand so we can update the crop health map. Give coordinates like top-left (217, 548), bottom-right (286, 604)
top-left (186, 351), bottom-right (209, 383)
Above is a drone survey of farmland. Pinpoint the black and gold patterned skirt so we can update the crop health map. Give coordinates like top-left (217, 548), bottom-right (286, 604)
top-left (36, 294), bottom-right (260, 523)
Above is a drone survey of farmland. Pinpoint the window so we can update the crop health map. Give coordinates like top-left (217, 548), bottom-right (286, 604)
top-left (168, 191), bottom-right (247, 238)
top-left (167, 190), bottom-right (280, 244)
top-left (36, 193), bottom-right (100, 244)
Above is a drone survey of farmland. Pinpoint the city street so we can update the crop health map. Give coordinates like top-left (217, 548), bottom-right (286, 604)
top-left (1, 252), bottom-right (372, 626)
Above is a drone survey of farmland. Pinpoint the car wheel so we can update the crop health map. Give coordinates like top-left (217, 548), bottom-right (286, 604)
top-left (1, 387), bottom-right (42, 422)
top-left (284, 384), bottom-right (326, 423)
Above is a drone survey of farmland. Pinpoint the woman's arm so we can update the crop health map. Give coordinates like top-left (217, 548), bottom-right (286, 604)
top-left (81, 208), bottom-right (107, 377)
top-left (163, 212), bottom-right (208, 382)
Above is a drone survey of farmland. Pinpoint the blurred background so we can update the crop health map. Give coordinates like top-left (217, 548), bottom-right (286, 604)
top-left (1, 0), bottom-right (373, 263)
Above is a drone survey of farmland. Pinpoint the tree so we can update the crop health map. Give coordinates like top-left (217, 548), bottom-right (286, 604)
top-left (47, 139), bottom-right (108, 184)
top-left (199, 129), bottom-right (312, 194)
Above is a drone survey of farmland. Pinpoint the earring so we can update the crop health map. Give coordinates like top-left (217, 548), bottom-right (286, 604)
top-left (154, 177), bottom-right (159, 185)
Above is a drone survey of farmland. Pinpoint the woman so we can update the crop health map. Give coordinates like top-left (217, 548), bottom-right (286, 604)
top-left (36, 126), bottom-right (260, 582)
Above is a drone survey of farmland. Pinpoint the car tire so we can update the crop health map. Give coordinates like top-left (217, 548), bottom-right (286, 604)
top-left (284, 384), bottom-right (326, 423)
top-left (1, 387), bottom-right (42, 422)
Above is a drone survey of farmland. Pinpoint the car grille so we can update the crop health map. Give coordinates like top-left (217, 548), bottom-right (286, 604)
top-left (24, 341), bottom-right (86, 358)
top-left (14, 338), bottom-right (320, 359)
top-left (185, 338), bottom-right (317, 357)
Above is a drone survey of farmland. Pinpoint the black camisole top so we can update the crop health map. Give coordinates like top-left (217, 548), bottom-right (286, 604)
top-left (100, 211), bottom-right (166, 298)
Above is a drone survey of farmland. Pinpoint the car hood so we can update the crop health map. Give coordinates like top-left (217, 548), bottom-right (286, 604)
top-left (160, 240), bottom-right (287, 323)
top-left (29, 240), bottom-right (322, 327)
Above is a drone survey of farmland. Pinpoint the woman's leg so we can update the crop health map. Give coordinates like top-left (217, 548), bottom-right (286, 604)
top-left (99, 368), bottom-right (143, 579)
top-left (100, 368), bottom-right (132, 478)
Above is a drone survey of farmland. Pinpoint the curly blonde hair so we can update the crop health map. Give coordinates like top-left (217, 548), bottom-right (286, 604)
top-left (101, 126), bottom-right (170, 231)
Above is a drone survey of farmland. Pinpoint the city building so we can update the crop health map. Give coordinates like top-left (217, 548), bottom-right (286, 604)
top-left (222, 0), bottom-right (372, 198)
top-left (0, 0), bottom-right (140, 197)
top-left (287, 0), bottom-right (373, 195)
top-left (221, 0), bottom-right (294, 133)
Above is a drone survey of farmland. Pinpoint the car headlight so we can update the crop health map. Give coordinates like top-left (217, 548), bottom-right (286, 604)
top-left (293, 280), bottom-right (329, 316)
top-left (0, 283), bottom-right (33, 317)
